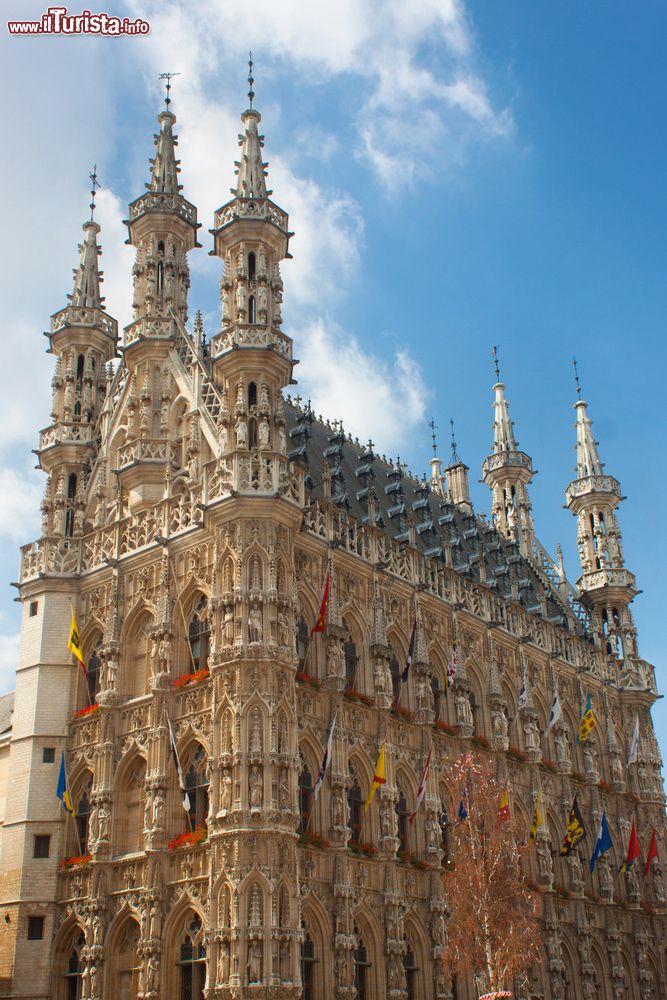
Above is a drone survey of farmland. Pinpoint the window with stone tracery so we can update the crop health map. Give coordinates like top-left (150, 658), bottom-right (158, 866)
top-left (177, 913), bottom-right (206, 1000)
top-left (116, 921), bottom-right (141, 1000)
top-left (115, 757), bottom-right (146, 855)
top-left (74, 774), bottom-right (93, 854)
top-left (296, 616), bottom-right (309, 672)
top-left (184, 743), bottom-right (209, 830)
top-left (343, 624), bottom-right (358, 690)
top-left (396, 787), bottom-right (410, 853)
top-left (63, 931), bottom-right (85, 1000)
top-left (300, 925), bottom-right (316, 1000)
top-left (86, 634), bottom-right (102, 702)
top-left (125, 612), bottom-right (151, 698)
top-left (347, 779), bottom-right (363, 846)
top-left (403, 945), bottom-right (418, 1000)
top-left (353, 927), bottom-right (370, 1000)
top-left (298, 764), bottom-right (313, 835)
top-left (188, 596), bottom-right (210, 672)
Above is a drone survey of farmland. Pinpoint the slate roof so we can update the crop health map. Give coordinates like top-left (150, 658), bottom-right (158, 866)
top-left (286, 400), bottom-right (590, 641)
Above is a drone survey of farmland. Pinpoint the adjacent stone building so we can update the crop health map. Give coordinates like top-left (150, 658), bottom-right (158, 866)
top-left (0, 79), bottom-right (665, 1000)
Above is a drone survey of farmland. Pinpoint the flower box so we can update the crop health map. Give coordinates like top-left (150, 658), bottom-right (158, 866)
top-left (434, 720), bottom-right (457, 735)
top-left (597, 779), bottom-right (614, 794)
top-left (167, 825), bottom-right (208, 851)
top-left (507, 746), bottom-right (528, 763)
top-left (348, 842), bottom-right (379, 858)
top-left (640, 900), bottom-right (657, 915)
top-left (344, 688), bottom-right (374, 707)
top-left (297, 831), bottom-right (330, 850)
top-left (391, 705), bottom-right (415, 723)
top-left (397, 849), bottom-right (413, 864)
top-left (59, 853), bottom-right (92, 872)
top-left (296, 671), bottom-right (321, 691)
top-left (623, 790), bottom-right (640, 804)
top-left (541, 759), bottom-right (559, 774)
top-left (411, 857), bottom-right (433, 871)
top-left (174, 668), bottom-right (210, 689)
top-left (72, 703), bottom-right (100, 720)
top-left (471, 735), bottom-right (491, 750)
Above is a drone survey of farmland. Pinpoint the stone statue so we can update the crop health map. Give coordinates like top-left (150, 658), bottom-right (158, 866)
top-left (277, 610), bottom-right (288, 647)
top-left (223, 605), bottom-right (234, 643)
top-left (380, 798), bottom-right (393, 839)
top-left (492, 704), bottom-right (508, 740)
top-left (332, 788), bottom-right (345, 828)
top-left (89, 964), bottom-right (98, 999)
top-left (258, 418), bottom-right (270, 448)
top-left (235, 416), bottom-right (248, 448)
top-left (455, 690), bottom-right (473, 728)
top-left (555, 727), bottom-right (570, 765)
top-left (278, 425), bottom-right (287, 453)
top-left (373, 660), bottom-right (386, 693)
top-left (279, 769), bottom-right (289, 810)
top-left (248, 603), bottom-right (262, 643)
top-left (638, 761), bottom-right (650, 793)
top-left (146, 954), bottom-right (159, 993)
top-left (257, 284), bottom-right (269, 320)
top-left (235, 282), bottom-right (247, 320)
top-left (279, 940), bottom-right (290, 982)
top-left (221, 286), bottom-right (231, 323)
top-left (248, 940), bottom-right (262, 983)
top-left (425, 816), bottom-right (438, 852)
top-left (416, 676), bottom-right (430, 711)
top-left (334, 950), bottom-right (348, 984)
top-left (217, 939), bottom-right (230, 984)
top-left (152, 792), bottom-right (165, 831)
top-left (249, 766), bottom-right (263, 809)
top-left (97, 804), bottom-right (110, 843)
top-left (536, 838), bottom-right (553, 881)
top-left (220, 769), bottom-right (232, 813)
top-left (523, 715), bottom-right (540, 751)
top-left (598, 858), bottom-right (614, 900)
top-left (567, 850), bottom-right (583, 887)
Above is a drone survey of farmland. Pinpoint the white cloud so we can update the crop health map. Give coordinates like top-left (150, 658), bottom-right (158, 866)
top-left (294, 319), bottom-right (429, 454)
top-left (95, 188), bottom-right (135, 330)
top-left (0, 633), bottom-right (19, 697)
top-left (0, 466), bottom-right (43, 545)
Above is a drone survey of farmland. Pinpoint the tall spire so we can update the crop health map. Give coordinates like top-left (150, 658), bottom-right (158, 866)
top-left (428, 417), bottom-right (446, 497)
top-left (233, 57), bottom-right (270, 202)
top-left (70, 219), bottom-right (104, 310)
top-left (149, 109), bottom-right (182, 194)
top-left (445, 420), bottom-right (471, 511)
top-left (565, 365), bottom-right (638, 664)
top-left (482, 349), bottom-right (534, 556)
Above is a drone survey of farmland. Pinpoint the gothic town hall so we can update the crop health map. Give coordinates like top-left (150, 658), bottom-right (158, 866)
top-left (0, 78), bottom-right (665, 1000)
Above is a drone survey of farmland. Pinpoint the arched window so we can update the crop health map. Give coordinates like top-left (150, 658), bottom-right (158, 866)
top-left (431, 675), bottom-right (441, 721)
top-left (184, 744), bottom-right (209, 830)
top-left (63, 931), bottom-right (85, 1000)
top-left (347, 780), bottom-right (363, 846)
top-left (248, 252), bottom-right (256, 281)
top-left (353, 927), bottom-right (370, 1000)
top-left (76, 354), bottom-right (85, 385)
top-left (396, 788), bottom-right (410, 853)
top-left (248, 295), bottom-right (256, 324)
top-left (296, 617), bottom-right (309, 672)
top-left (403, 946), bottom-right (418, 1000)
top-left (248, 381), bottom-right (257, 408)
top-left (298, 765), bottom-right (313, 834)
top-left (248, 416), bottom-right (258, 449)
top-left (87, 636), bottom-right (102, 701)
top-left (177, 914), bottom-right (206, 1000)
top-left (188, 596), bottom-right (210, 672)
top-left (65, 473), bottom-right (77, 538)
top-left (344, 631), bottom-right (358, 690)
top-left (125, 612), bottom-right (151, 698)
top-left (116, 921), bottom-right (141, 1000)
top-left (75, 775), bottom-right (93, 854)
top-left (116, 758), bottom-right (146, 855)
top-left (390, 653), bottom-right (401, 703)
top-left (300, 925), bottom-right (316, 1000)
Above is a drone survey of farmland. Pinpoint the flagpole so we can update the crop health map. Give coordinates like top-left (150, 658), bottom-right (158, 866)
top-left (69, 601), bottom-right (92, 707)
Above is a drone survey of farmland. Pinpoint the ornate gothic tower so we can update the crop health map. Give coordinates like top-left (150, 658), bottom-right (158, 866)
top-left (565, 378), bottom-right (638, 664)
top-left (481, 355), bottom-right (534, 558)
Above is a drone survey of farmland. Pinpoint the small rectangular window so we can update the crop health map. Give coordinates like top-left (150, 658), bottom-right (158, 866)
top-left (42, 748), bottom-right (55, 764)
top-left (33, 835), bottom-right (50, 859)
top-left (27, 916), bottom-right (44, 940)
top-left (29, 601), bottom-right (38, 617)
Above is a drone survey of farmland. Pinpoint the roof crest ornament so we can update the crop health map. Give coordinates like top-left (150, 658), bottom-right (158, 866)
top-left (248, 51), bottom-right (255, 110)
top-left (159, 71), bottom-right (180, 110)
top-left (89, 164), bottom-right (99, 222)
top-left (572, 356), bottom-right (582, 400)
top-left (492, 344), bottom-right (501, 382)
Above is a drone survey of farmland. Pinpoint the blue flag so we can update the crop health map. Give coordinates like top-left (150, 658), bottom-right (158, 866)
top-left (57, 751), bottom-right (75, 815)
top-left (590, 810), bottom-right (612, 872)
top-left (457, 799), bottom-right (468, 822)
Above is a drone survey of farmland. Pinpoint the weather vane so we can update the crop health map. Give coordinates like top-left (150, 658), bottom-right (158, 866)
top-left (158, 71), bottom-right (180, 109)
top-left (89, 164), bottom-right (99, 221)
top-left (428, 417), bottom-right (438, 458)
top-left (492, 345), bottom-right (501, 381)
top-left (572, 357), bottom-right (582, 399)
top-left (450, 419), bottom-right (461, 463)
top-left (248, 51), bottom-right (255, 108)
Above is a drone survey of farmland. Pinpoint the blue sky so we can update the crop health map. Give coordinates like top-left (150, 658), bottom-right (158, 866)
top-left (1, 1), bottom-right (665, 754)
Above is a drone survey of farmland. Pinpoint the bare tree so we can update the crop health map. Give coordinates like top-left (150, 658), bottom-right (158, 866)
top-left (442, 753), bottom-right (541, 997)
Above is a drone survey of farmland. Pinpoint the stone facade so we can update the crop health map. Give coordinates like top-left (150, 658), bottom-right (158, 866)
top-left (0, 85), bottom-right (665, 1000)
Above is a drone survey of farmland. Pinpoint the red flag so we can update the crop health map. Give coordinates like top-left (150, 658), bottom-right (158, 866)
top-left (645, 828), bottom-right (659, 877)
top-left (310, 571), bottom-right (330, 638)
top-left (621, 819), bottom-right (641, 873)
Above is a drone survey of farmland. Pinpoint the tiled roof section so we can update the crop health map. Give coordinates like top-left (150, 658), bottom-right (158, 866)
top-left (0, 692), bottom-right (14, 738)
top-left (286, 400), bottom-right (590, 639)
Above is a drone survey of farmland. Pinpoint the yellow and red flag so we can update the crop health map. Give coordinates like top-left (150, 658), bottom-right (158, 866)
top-left (498, 788), bottom-right (510, 822)
top-left (310, 571), bottom-right (330, 638)
top-left (67, 609), bottom-right (87, 677)
top-left (364, 743), bottom-right (386, 811)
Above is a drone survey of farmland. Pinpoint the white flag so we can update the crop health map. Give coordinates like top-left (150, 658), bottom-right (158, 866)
top-left (168, 716), bottom-right (191, 813)
top-left (447, 646), bottom-right (457, 688)
top-left (409, 749), bottom-right (432, 825)
top-left (313, 714), bottom-right (336, 799)
top-left (518, 672), bottom-right (527, 709)
top-left (627, 714), bottom-right (640, 767)
top-left (545, 687), bottom-right (562, 735)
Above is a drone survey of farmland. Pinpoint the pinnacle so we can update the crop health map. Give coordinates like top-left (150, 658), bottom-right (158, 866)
top-left (69, 218), bottom-right (104, 310)
top-left (148, 109), bottom-right (182, 194)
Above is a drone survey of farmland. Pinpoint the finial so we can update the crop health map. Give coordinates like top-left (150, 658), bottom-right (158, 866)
top-left (248, 51), bottom-right (255, 109)
top-left (450, 419), bottom-right (461, 464)
top-left (89, 164), bottom-right (100, 221)
top-left (428, 417), bottom-right (438, 458)
top-left (492, 345), bottom-right (501, 382)
top-left (158, 71), bottom-right (180, 109)
top-left (572, 357), bottom-right (582, 399)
